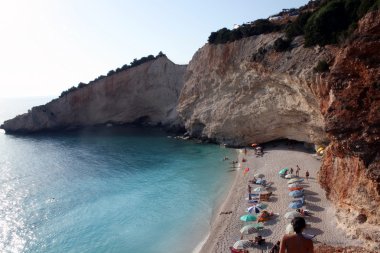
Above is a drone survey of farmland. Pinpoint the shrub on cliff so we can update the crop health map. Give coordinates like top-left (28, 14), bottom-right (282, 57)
top-left (314, 60), bottom-right (329, 72)
top-left (208, 19), bottom-right (281, 44)
top-left (273, 38), bottom-right (292, 52)
top-left (58, 52), bottom-right (166, 98)
top-left (304, 0), bottom-right (380, 47)
top-left (285, 12), bottom-right (312, 38)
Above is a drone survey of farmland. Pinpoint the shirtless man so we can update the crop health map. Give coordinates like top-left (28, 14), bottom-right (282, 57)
top-left (280, 217), bottom-right (313, 253)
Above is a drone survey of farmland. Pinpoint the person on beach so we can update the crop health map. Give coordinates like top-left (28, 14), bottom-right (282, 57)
top-left (306, 170), bottom-right (310, 181)
top-left (279, 217), bottom-right (313, 253)
top-left (248, 184), bottom-right (252, 200)
top-left (290, 167), bottom-right (294, 174)
top-left (244, 148), bottom-right (247, 155)
top-left (296, 165), bottom-right (301, 176)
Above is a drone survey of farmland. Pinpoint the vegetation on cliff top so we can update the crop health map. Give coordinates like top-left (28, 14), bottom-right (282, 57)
top-left (59, 52), bottom-right (166, 98)
top-left (208, 0), bottom-right (380, 47)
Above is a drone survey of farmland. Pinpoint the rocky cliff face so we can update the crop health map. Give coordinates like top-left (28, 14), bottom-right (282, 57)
top-left (177, 33), bottom-right (332, 145)
top-left (1, 57), bottom-right (186, 132)
top-left (317, 10), bottom-right (380, 250)
top-left (178, 10), bottom-right (380, 250)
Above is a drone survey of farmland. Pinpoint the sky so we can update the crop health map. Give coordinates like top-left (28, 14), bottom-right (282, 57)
top-left (0, 0), bottom-right (309, 98)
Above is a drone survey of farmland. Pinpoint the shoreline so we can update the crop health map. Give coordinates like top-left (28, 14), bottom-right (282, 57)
top-left (197, 143), bottom-right (360, 253)
top-left (193, 149), bottom-right (241, 253)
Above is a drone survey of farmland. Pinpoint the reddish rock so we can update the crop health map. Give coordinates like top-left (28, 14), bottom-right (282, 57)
top-left (318, 10), bottom-right (380, 250)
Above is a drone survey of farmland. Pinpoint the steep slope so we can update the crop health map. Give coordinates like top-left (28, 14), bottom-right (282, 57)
top-left (317, 10), bottom-right (380, 249)
top-left (1, 56), bottom-right (186, 132)
top-left (178, 34), bottom-right (332, 145)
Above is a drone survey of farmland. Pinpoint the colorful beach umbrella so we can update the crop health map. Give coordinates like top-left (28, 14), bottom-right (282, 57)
top-left (243, 167), bottom-right (249, 176)
top-left (240, 224), bottom-right (260, 235)
top-left (289, 190), bottom-right (304, 198)
top-left (254, 173), bottom-right (265, 178)
top-left (247, 205), bottom-right (261, 214)
top-left (288, 178), bottom-right (304, 184)
top-left (284, 211), bottom-right (303, 219)
top-left (288, 183), bottom-right (301, 188)
top-left (279, 168), bottom-right (288, 175)
top-left (240, 214), bottom-right (257, 222)
top-left (254, 222), bottom-right (264, 229)
top-left (233, 240), bottom-right (254, 250)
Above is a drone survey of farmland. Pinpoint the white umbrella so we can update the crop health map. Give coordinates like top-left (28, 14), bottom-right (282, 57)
top-left (285, 174), bottom-right (298, 179)
top-left (284, 211), bottom-right (303, 219)
top-left (254, 173), bottom-right (265, 178)
top-left (253, 187), bottom-right (264, 192)
top-left (286, 223), bottom-right (294, 234)
top-left (233, 240), bottom-right (254, 250)
top-left (240, 224), bottom-right (259, 235)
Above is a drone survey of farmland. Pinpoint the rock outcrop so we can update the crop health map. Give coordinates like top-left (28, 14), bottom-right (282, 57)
top-left (1, 56), bottom-right (186, 132)
top-left (317, 10), bottom-right (380, 250)
top-left (177, 34), bottom-right (332, 145)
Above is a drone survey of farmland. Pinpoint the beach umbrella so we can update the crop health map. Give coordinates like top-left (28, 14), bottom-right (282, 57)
top-left (254, 173), bottom-right (265, 178)
top-left (240, 224), bottom-right (260, 235)
top-left (256, 203), bottom-right (268, 210)
top-left (286, 223), bottom-right (294, 234)
top-left (233, 240), bottom-right (254, 250)
top-left (243, 167), bottom-right (249, 176)
top-left (253, 187), bottom-right (264, 192)
top-left (284, 211), bottom-right (303, 219)
top-left (288, 183), bottom-right (301, 188)
top-left (285, 174), bottom-right (298, 179)
top-left (288, 187), bottom-right (303, 191)
top-left (289, 190), bottom-right (304, 198)
top-left (279, 168), bottom-right (288, 175)
top-left (288, 178), bottom-right (304, 184)
top-left (247, 206), bottom-right (261, 214)
top-left (289, 200), bottom-right (304, 209)
top-left (254, 223), bottom-right (264, 229)
top-left (240, 214), bottom-right (257, 222)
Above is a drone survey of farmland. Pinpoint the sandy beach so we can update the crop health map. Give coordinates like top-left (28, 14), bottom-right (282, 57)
top-left (199, 143), bottom-right (360, 253)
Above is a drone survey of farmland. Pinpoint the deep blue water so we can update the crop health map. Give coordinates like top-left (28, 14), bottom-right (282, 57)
top-left (0, 98), bottom-right (233, 253)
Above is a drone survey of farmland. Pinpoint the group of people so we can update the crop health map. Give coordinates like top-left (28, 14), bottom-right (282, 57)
top-left (284, 165), bottom-right (310, 181)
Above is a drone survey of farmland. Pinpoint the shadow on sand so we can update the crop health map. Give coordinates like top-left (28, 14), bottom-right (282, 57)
top-left (258, 228), bottom-right (273, 237)
top-left (304, 189), bottom-right (318, 196)
top-left (306, 215), bottom-right (322, 223)
top-left (306, 203), bottom-right (325, 212)
top-left (306, 195), bottom-right (321, 203)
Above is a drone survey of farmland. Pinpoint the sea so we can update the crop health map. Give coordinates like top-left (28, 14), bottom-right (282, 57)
top-left (0, 97), bottom-right (234, 253)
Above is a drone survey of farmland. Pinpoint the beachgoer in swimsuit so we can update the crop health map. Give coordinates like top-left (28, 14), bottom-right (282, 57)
top-left (279, 217), bottom-right (313, 253)
top-left (296, 165), bottom-right (300, 176)
top-left (306, 170), bottom-right (310, 181)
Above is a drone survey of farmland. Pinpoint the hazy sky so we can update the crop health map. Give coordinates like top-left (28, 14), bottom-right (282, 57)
top-left (0, 0), bottom-right (309, 97)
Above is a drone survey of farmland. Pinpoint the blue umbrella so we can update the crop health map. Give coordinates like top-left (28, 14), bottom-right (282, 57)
top-left (289, 201), bottom-right (303, 209)
top-left (289, 190), bottom-right (304, 198)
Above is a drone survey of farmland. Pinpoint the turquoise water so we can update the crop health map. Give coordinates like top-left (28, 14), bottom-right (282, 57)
top-left (0, 98), bottom-right (233, 253)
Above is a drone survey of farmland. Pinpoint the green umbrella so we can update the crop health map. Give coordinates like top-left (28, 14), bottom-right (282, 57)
top-left (279, 168), bottom-right (288, 175)
top-left (240, 214), bottom-right (257, 222)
